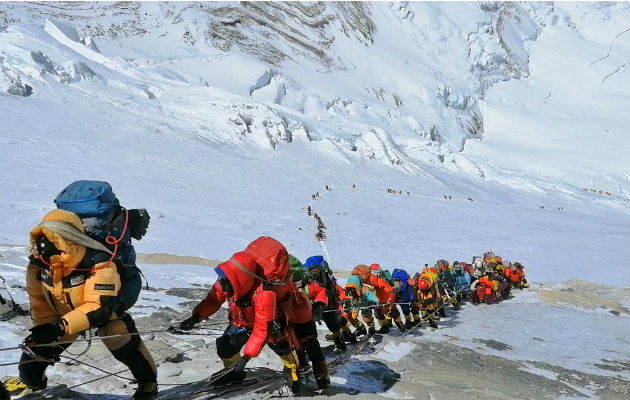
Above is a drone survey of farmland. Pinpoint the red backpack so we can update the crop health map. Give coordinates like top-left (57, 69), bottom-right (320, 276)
top-left (244, 236), bottom-right (290, 283)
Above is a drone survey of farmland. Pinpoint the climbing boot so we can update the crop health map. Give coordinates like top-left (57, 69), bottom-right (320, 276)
top-left (354, 325), bottom-right (367, 337)
top-left (343, 330), bottom-right (358, 344)
top-left (297, 349), bottom-right (311, 374)
top-left (313, 361), bottom-right (330, 391)
top-left (333, 335), bottom-right (347, 351)
top-left (377, 324), bottom-right (390, 334)
top-left (429, 319), bottom-right (438, 329)
top-left (132, 382), bottom-right (158, 400)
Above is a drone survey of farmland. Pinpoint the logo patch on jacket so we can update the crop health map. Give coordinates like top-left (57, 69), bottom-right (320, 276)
top-left (94, 283), bottom-right (115, 291)
top-left (69, 275), bottom-right (87, 287)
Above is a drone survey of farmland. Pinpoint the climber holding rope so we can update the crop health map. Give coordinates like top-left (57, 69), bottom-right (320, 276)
top-left (14, 209), bottom-right (158, 400)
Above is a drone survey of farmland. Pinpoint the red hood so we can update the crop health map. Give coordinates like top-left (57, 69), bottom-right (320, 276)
top-left (217, 251), bottom-right (259, 300)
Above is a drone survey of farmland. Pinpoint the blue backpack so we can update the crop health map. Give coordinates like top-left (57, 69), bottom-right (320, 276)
top-left (392, 268), bottom-right (410, 293)
top-left (55, 180), bottom-right (120, 218)
top-left (54, 180), bottom-right (142, 313)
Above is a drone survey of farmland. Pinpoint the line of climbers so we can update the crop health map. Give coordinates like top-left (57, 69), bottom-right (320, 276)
top-left (386, 188), bottom-right (410, 195)
top-left (306, 207), bottom-right (327, 241)
top-left (284, 252), bottom-right (528, 350)
top-left (306, 203), bottom-right (326, 241)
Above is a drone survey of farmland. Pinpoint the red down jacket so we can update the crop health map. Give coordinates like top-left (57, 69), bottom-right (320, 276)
top-left (193, 252), bottom-right (277, 358)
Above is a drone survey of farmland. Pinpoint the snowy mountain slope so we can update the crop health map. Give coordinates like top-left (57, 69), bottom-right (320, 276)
top-left (0, 2), bottom-right (628, 397)
top-left (1, 2), bottom-right (628, 191)
top-left (0, 1), bottom-right (628, 283)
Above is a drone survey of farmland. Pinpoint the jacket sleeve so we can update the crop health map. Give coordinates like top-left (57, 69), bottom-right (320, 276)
top-left (192, 281), bottom-right (227, 320)
top-left (243, 287), bottom-right (276, 358)
top-left (25, 263), bottom-right (57, 326)
top-left (62, 261), bottom-right (121, 334)
top-left (379, 278), bottom-right (394, 294)
top-left (309, 282), bottom-right (328, 305)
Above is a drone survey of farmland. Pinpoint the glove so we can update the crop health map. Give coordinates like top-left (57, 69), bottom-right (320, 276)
top-left (127, 209), bottom-right (150, 240)
top-left (28, 320), bottom-right (65, 345)
top-left (230, 355), bottom-right (251, 373)
top-left (114, 301), bottom-right (128, 319)
top-left (313, 302), bottom-right (326, 321)
top-left (179, 314), bottom-right (200, 331)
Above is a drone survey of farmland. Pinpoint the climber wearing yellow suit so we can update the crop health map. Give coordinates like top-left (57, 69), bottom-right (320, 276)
top-left (20, 210), bottom-right (158, 400)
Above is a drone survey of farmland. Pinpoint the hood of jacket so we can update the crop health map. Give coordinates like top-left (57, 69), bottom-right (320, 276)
top-left (29, 209), bottom-right (86, 275)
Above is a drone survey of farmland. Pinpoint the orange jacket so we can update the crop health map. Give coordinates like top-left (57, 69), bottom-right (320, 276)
top-left (368, 274), bottom-right (395, 303)
top-left (27, 210), bottom-right (120, 335)
top-left (351, 264), bottom-right (395, 303)
top-left (477, 276), bottom-right (494, 295)
top-left (511, 268), bottom-right (524, 283)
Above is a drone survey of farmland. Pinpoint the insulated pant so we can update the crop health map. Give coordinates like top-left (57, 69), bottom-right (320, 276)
top-left (216, 323), bottom-right (302, 384)
top-left (321, 307), bottom-right (341, 333)
top-left (19, 313), bottom-right (156, 388)
top-left (293, 319), bottom-right (329, 382)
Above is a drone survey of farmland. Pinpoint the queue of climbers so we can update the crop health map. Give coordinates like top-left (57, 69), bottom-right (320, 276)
top-left (307, 206), bottom-right (327, 241)
top-left (286, 253), bottom-right (527, 343)
top-left (1, 180), bottom-right (528, 400)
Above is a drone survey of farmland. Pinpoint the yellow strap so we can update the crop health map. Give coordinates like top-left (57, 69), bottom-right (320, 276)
top-left (280, 351), bottom-right (300, 381)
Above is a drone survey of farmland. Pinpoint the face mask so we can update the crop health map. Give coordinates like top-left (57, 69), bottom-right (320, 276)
top-left (218, 277), bottom-right (234, 297)
top-left (346, 286), bottom-right (358, 298)
top-left (34, 235), bottom-right (61, 262)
